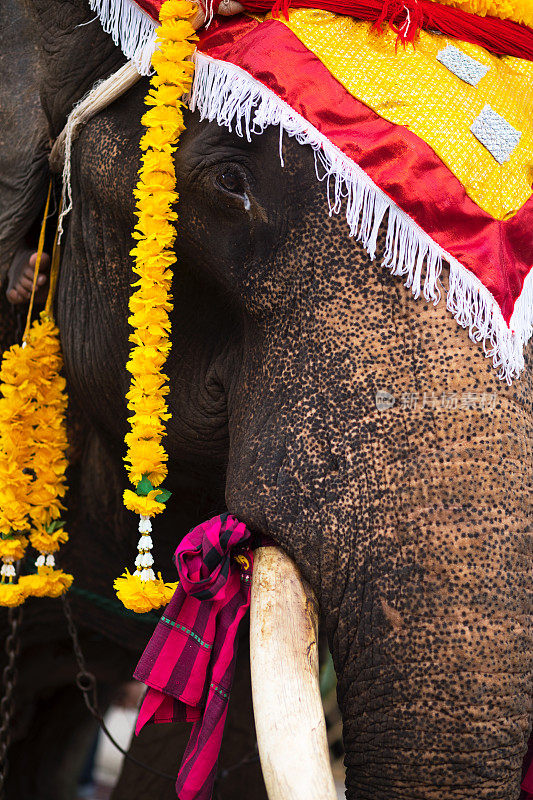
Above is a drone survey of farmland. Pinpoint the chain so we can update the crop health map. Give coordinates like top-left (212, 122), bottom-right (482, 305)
top-left (0, 606), bottom-right (23, 798)
top-left (212, 745), bottom-right (260, 800)
top-left (61, 594), bottom-right (176, 781)
top-left (61, 594), bottom-right (259, 792)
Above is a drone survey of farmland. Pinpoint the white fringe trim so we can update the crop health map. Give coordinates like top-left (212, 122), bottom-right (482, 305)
top-left (190, 52), bottom-right (533, 384)
top-left (89, 0), bottom-right (157, 75)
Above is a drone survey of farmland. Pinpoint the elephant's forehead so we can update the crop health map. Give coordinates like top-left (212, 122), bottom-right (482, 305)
top-left (179, 113), bottom-right (275, 159)
top-left (78, 3), bottom-right (533, 385)
top-left (191, 11), bottom-right (533, 385)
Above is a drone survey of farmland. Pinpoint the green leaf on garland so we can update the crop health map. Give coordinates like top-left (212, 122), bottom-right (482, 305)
top-left (136, 475), bottom-right (154, 496)
top-left (155, 488), bottom-right (172, 504)
top-left (46, 520), bottom-right (63, 533)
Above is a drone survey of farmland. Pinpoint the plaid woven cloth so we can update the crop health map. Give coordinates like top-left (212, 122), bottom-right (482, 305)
top-left (522, 736), bottom-right (533, 798)
top-left (134, 514), bottom-right (259, 800)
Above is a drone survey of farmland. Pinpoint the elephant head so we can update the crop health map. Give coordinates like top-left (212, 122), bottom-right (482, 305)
top-left (2, 1), bottom-right (532, 798)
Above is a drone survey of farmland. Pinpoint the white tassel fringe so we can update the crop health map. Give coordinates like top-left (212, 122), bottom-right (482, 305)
top-left (89, 0), bottom-right (157, 75)
top-left (190, 53), bottom-right (532, 384)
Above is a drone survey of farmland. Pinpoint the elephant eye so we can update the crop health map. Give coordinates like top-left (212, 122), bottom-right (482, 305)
top-left (215, 166), bottom-right (246, 197)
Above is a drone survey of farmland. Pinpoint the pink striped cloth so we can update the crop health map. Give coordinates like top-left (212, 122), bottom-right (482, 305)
top-left (134, 514), bottom-right (258, 800)
top-left (522, 736), bottom-right (533, 799)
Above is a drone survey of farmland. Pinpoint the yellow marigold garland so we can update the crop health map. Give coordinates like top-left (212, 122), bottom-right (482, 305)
top-left (114, 0), bottom-right (197, 612)
top-left (18, 312), bottom-right (73, 598)
top-left (0, 189), bottom-right (72, 606)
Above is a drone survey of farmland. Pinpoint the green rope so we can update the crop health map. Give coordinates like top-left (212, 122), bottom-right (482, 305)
top-left (70, 586), bottom-right (160, 625)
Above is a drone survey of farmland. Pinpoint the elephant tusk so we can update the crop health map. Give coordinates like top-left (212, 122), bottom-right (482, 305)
top-left (250, 546), bottom-right (337, 800)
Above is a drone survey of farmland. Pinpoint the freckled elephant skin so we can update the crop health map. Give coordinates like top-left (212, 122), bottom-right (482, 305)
top-left (2, 1), bottom-right (532, 798)
top-left (224, 201), bottom-right (533, 797)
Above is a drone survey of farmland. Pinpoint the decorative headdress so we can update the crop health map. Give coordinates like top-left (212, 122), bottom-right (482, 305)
top-left (1, 0), bottom-right (532, 610)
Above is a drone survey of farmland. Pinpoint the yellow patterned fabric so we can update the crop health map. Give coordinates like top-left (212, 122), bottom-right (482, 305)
top-left (436, 0), bottom-right (533, 27)
top-left (279, 10), bottom-right (533, 219)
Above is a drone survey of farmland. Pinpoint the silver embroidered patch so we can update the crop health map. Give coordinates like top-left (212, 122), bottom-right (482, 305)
top-left (436, 45), bottom-right (490, 86)
top-left (470, 105), bottom-right (522, 164)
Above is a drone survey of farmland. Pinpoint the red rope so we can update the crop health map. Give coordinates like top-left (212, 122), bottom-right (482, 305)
top-left (240, 0), bottom-right (533, 61)
top-left (375, 0), bottom-right (424, 44)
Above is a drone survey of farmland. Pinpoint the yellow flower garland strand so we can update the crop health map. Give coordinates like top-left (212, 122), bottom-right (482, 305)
top-left (18, 313), bottom-right (73, 600)
top-left (114, 0), bottom-right (197, 612)
top-left (0, 185), bottom-right (52, 598)
top-left (0, 189), bottom-right (72, 606)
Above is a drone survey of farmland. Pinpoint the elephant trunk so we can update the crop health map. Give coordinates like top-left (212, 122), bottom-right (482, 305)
top-left (226, 224), bottom-right (532, 799)
top-left (231, 376), bottom-right (532, 799)
top-left (322, 372), bottom-right (531, 800)
top-left (336, 406), bottom-right (532, 800)
top-left (248, 404), bottom-right (531, 800)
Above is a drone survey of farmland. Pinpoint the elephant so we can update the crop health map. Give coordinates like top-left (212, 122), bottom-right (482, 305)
top-left (0, 1), bottom-right (532, 799)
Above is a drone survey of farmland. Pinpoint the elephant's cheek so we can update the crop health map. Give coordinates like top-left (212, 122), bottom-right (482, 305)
top-left (224, 218), bottom-right (532, 800)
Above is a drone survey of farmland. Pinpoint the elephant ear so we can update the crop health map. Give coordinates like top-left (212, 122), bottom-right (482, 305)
top-left (0, 0), bottom-right (50, 284)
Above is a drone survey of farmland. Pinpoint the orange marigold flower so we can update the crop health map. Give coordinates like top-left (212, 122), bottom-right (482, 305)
top-left (20, 567), bottom-right (72, 599)
top-left (123, 489), bottom-right (167, 516)
top-left (29, 527), bottom-right (68, 553)
top-left (0, 536), bottom-right (27, 560)
top-left (114, 570), bottom-right (178, 613)
top-left (124, 439), bottom-right (168, 477)
top-left (0, 583), bottom-right (26, 607)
